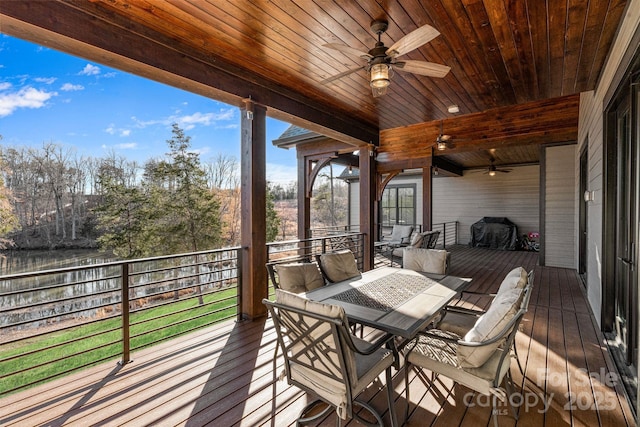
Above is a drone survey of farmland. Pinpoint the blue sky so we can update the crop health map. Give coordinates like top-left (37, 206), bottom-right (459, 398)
top-left (0, 34), bottom-right (298, 185)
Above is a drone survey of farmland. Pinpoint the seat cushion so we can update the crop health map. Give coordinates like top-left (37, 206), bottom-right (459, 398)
top-left (406, 330), bottom-right (511, 397)
top-left (402, 247), bottom-right (449, 274)
top-left (274, 262), bottom-right (325, 293)
top-left (457, 287), bottom-right (523, 368)
top-left (318, 250), bottom-right (361, 283)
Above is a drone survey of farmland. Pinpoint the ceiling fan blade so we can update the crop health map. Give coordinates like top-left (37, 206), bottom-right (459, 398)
top-left (320, 66), bottom-right (365, 85)
top-left (323, 43), bottom-right (372, 60)
top-left (386, 24), bottom-right (440, 58)
top-left (394, 60), bottom-right (450, 78)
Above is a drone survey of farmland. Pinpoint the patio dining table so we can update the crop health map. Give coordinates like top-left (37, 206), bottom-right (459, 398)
top-left (303, 266), bottom-right (470, 340)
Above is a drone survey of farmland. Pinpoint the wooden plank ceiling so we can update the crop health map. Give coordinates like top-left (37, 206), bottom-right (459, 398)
top-left (0, 0), bottom-right (628, 169)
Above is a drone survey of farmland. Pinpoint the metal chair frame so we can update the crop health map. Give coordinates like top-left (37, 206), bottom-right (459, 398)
top-left (264, 298), bottom-right (398, 427)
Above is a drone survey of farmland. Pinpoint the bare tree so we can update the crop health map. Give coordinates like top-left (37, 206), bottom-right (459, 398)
top-left (206, 154), bottom-right (241, 245)
top-left (66, 156), bottom-right (87, 240)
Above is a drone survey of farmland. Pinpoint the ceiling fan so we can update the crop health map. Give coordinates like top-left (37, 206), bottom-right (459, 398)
top-left (485, 158), bottom-right (511, 176)
top-left (322, 20), bottom-right (450, 97)
top-left (436, 120), bottom-right (455, 150)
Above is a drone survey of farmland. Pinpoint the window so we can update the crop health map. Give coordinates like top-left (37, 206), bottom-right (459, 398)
top-left (380, 184), bottom-right (416, 227)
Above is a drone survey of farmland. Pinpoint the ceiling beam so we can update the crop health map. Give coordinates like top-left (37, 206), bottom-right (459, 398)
top-left (377, 94), bottom-right (580, 163)
top-left (0, 1), bottom-right (379, 146)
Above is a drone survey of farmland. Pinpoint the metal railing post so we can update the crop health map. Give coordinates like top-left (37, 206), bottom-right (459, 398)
top-left (443, 224), bottom-right (447, 249)
top-left (120, 262), bottom-right (131, 364)
top-left (236, 247), bottom-right (243, 322)
top-left (455, 221), bottom-right (459, 245)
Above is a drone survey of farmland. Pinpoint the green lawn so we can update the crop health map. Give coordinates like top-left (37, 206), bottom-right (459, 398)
top-left (0, 287), bottom-right (237, 396)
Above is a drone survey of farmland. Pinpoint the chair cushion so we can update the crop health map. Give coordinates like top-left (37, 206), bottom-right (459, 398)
top-left (389, 224), bottom-right (413, 244)
top-left (275, 288), bottom-right (345, 319)
top-left (318, 250), bottom-right (361, 283)
top-left (457, 287), bottom-right (523, 368)
top-left (402, 248), bottom-right (449, 274)
top-left (496, 267), bottom-right (528, 295)
top-left (409, 232), bottom-right (424, 247)
top-left (274, 263), bottom-right (325, 293)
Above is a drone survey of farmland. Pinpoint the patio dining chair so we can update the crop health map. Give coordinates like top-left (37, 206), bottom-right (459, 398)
top-left (264, 290), bottom-right (398, 427)
top-left (418, 230), bottom-right (441, 249)
top-left (403, 278), bottom-right (533, 427)
top-left (382, 224), bottom-right (414, 247)
top-left (437, 267), bottom-right (534, 374)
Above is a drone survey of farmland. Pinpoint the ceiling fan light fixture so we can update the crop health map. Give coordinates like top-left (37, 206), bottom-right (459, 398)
top-left (436, 140), bottom-right (447, 150)
top-left (488, 165), bottom-right (497, 176)
top-left (370, 63), bottom-right (390, 97)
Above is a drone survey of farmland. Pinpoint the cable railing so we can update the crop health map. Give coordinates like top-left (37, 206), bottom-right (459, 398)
top-left (432, 221), bottom-right (458, 249)
top-left (308, 225), bottom-right (360, 237)
top-left (0, 247), bottom-right (241, 397)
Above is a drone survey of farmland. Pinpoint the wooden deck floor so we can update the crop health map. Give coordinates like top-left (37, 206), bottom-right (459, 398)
top-left (0, 246), bottom-right (635, 426)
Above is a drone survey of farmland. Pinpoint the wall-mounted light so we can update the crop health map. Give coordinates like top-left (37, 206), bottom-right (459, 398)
top-left (348, 165), bottom-right (353, 175)
top-left (370, 63), bottom-right (390, 97)
top-left (433, 166), bottom-right (439, 175)
top-left (583, 190), bottom-right (595, 202)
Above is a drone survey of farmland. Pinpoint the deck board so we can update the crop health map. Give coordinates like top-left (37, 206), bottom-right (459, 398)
top-left (0, 246), bottom-right (634, 426)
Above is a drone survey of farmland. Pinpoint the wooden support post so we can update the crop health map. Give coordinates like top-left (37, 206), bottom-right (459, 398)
top-left (240, 100), bottom-right (267, 320)
top-left (298, 154), bottom-right (311, 241)
top-left (359, 146), bottom-right (375, 271)
top-left (423, 159), bottom-right (433, 231)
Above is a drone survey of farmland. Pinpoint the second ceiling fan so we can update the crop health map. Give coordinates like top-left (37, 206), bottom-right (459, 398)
top-left (485, 158), bottom-right (512, 176)
top-left (322, 20), bottom-right (450, 97)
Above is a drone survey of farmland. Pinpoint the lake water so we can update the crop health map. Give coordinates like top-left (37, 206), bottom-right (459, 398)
top-left (0, 249), bottom-right (117, 277)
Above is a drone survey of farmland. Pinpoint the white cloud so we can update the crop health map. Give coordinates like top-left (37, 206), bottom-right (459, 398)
top-left (79, 64), bottom-right (100, 76)
top-left (131, 108), bottom-right (237, 131)
top-left (34, 77), bottom-right (57, 84)
top-left (0, 86), bottom-right (57, 117)
top-left (130, 116), bottom-right (161, 128)
top-left (177, 114), bottom-right (209, 130)
top-left (101, 142), bottom-right (137, 151)
top-left (105, 124), bottom-right (132, 137)
top-left (190, 146), bottom-right (211, 156)
top-left (114, 142), bottom-right (137, 150)
top-left (171, 108), bottom-right (237, 130)
top-left (266, 163), bottom-right (298, 186)
top-left (60, 83), bottom-right (84, 91)
top-left (0, 82), bottom-right (11, 91)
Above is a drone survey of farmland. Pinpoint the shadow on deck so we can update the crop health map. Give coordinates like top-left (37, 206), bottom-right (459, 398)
top-left (0, 246), bottom-right (635, 426)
